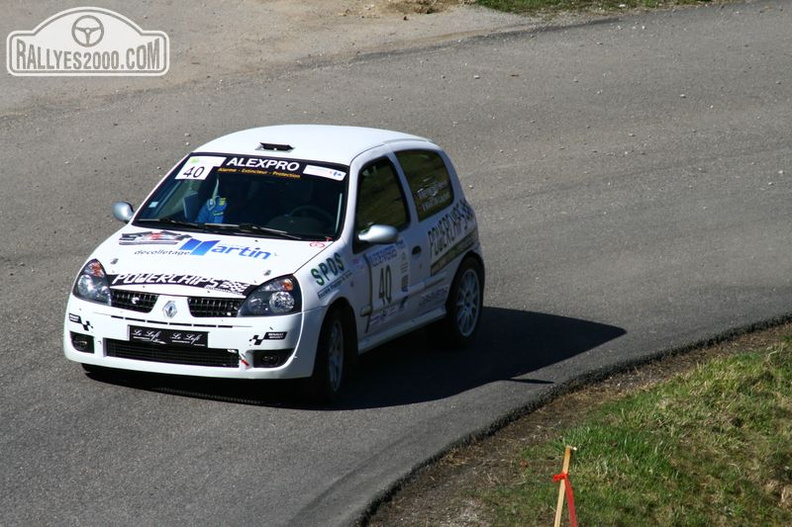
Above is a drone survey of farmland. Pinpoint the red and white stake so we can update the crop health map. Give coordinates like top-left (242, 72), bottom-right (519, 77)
top-left (553, 445), bottom-right (578, 527)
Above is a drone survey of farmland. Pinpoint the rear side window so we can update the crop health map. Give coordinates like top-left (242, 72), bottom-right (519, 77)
top-left (396, 150), bottom-right (454, 221)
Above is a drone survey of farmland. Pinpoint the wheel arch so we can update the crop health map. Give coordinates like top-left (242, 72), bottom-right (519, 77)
top-left (326, 297), bottom-right (358, 356)
top-left (460, 250), bottom-right (485, 288)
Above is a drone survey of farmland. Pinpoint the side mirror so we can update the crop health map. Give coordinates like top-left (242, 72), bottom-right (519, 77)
top-left (357, 224), bottom-right (398, 245)
top-left (112, 201), bottom-right (134, 223)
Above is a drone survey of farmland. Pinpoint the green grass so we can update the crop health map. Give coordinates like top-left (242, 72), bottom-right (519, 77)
top-left (477, 0), bottom-right (717, 16)
top-left (478, 339), bottom-right (792, 526)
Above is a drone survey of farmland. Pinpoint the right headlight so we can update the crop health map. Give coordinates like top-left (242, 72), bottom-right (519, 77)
top-left (238, 276), bottom-right (302, 317)
top-left (72, 259), bottom-right (111, 305)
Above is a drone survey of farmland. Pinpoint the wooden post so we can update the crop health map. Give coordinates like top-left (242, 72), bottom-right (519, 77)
top-left (554, 446), bottom-right (575, 527)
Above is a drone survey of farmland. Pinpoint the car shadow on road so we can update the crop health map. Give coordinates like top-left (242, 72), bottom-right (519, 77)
top-left (85, 307), bottom-right (625, 409)
top-left (337, 307), bottom-right (626, 409)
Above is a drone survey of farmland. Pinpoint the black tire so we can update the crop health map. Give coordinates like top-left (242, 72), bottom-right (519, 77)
top-left (306, 309), bottom-right (348, 404)
top-left (435, 257), bottom-right (484, 349)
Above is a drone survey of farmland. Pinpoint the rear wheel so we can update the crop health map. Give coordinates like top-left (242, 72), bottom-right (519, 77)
top-left (307, 309), bottom-right (347, 404)
top-left (435, 257), bottom-right (484, 349)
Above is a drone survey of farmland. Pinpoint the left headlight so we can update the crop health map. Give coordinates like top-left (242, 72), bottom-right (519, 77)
top-left (238, 276), bottom-right (302, 317)
top-left (73, 259), bottom-right (111, 305)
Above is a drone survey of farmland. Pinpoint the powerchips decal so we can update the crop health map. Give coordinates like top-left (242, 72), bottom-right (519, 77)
top-left (108, 273), bottom-right (254, 295)
top-left (428, 200), bottom-right (478, 275)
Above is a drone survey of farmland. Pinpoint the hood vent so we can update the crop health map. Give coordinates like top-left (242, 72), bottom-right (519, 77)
top-left (257, 142), bottom-right (294, 152)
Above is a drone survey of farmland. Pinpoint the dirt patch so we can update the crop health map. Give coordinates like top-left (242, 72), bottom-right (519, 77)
top-left (378, 0), bottom-right (473, 15)
top-left (363, 321), bottom-right (792, 526)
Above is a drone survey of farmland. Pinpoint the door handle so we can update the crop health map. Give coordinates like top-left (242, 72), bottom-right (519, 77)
top-left (412, 245), bottom-right (422, 255)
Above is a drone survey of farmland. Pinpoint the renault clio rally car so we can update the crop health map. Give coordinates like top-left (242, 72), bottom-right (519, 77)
top-left (64, 125), bottom-right (484, 401)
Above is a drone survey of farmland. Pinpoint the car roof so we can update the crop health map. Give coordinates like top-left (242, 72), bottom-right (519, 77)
top-left (194, 124), bottom-right (433, 165)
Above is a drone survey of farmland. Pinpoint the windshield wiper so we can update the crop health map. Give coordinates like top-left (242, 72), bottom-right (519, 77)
top-left (206, 222), bottom-right (305, 240)
top-left (137, 218), bottom-right (307, 240)
top-left (136, 218), bottom-right (255, 236)
top-left (137, 218), bottom-right (201, 229)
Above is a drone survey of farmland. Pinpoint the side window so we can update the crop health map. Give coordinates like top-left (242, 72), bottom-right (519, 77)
top-left (396, 150), bottom-right (455, 221)
top-left (355, 158), bottom-right (409, 232)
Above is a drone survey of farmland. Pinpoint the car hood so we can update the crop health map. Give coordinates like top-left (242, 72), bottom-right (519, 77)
top-left (93, 226), bottom-right (334, 296)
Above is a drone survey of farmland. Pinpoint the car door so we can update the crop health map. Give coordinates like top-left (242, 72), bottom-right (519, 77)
top-left (392, 148), bottom-right (460, 320)
top-left (352, 156), bottom-right (417, 345)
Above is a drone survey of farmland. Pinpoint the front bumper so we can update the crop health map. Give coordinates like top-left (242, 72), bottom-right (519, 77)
top-left (63, 294), bottom-right (323, 380)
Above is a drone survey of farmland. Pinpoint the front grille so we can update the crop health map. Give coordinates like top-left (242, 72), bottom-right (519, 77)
top-left (188, 297), bottom-right (242, 318)
top-left (111, 290), bottom-right (158, 313)
top-left (105, 339), bottom-right (239, 368)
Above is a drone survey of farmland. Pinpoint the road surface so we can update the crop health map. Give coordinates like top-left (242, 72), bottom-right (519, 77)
top-left (1, 1), bottom-right (790, 525)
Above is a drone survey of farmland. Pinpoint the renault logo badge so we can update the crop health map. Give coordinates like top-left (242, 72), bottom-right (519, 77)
top-left (163, 301), bottom-right (177, 318)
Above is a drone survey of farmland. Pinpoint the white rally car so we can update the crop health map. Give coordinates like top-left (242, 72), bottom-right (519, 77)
top-left (64, 125), bottom-right (484, 401)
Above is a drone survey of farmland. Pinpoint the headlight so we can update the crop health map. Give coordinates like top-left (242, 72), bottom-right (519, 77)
top-left (73, 259), bottom-right (111, 305)
top-left (238, 276), bottom-right (301, 317)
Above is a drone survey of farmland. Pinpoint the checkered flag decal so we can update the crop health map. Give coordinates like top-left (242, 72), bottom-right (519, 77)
top-left (216, 280), bottom-right (250, 295)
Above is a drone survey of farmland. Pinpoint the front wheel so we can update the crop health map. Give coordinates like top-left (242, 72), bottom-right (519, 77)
top-left (435, 257), bottom-right (484, 349)
top-left (306, 309), bottom-right (348, 404)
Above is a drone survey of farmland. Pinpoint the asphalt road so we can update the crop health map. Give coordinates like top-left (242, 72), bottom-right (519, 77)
top-left (2, 1), bottom-right (791, 526)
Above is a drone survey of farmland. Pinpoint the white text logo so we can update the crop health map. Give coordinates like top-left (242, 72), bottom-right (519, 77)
top-left (7, 7), bottom-right (169, 76)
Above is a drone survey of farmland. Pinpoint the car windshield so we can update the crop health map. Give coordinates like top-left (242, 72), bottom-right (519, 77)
top-left (134, 153), bottom-right (348, 240)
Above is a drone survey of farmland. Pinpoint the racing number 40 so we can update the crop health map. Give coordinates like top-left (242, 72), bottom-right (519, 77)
top-left (181, 166), bottom-right (205, 179)
top-left (378, 266), bottom-right (392, 305)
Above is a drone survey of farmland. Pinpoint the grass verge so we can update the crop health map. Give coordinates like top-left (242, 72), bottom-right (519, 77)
top-left (480, 337), bottom-right (792, 526)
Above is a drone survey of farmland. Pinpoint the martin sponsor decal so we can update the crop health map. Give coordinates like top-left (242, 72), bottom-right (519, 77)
top-left (126, 233), bottom-right (272, 260)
